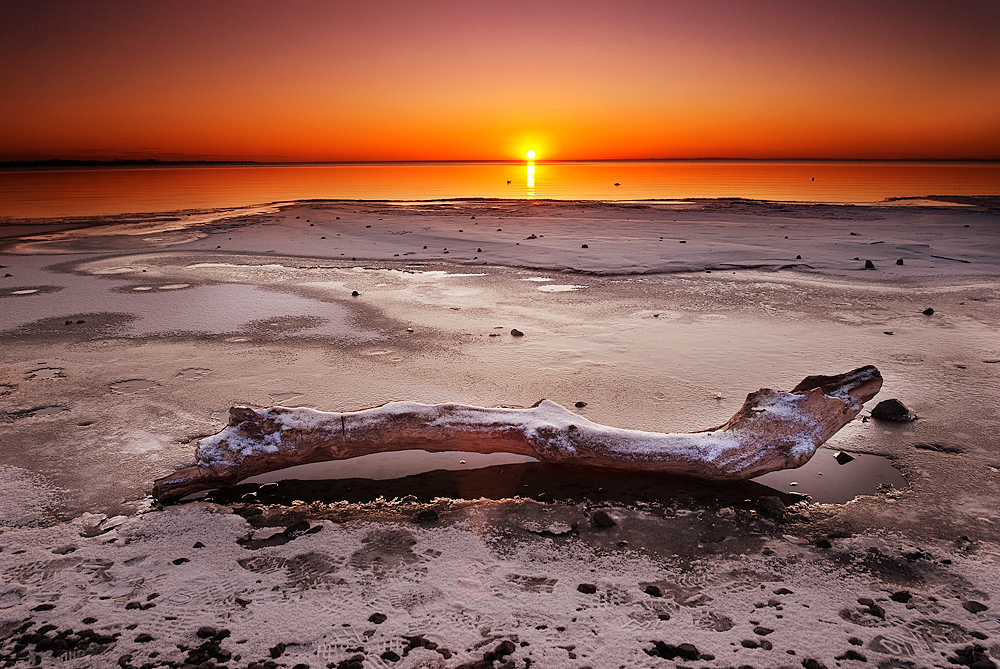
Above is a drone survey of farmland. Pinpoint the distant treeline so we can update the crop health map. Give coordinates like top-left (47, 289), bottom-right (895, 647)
top-left (0, 158), bottom-right (257, 168)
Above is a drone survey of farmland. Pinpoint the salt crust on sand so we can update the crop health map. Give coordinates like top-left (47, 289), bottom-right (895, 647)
top-left (1, 503), bottom-right (998, 668)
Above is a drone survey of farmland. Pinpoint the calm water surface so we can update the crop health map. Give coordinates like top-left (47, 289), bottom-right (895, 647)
top-left (1, 160), bottom-right (998, 218)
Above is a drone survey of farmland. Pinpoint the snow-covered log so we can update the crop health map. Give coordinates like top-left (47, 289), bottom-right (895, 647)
top-left (152, 366), bottom-right (882, 503)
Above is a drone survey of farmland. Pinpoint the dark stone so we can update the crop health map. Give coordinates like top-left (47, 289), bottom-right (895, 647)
top-left (890, 590), bottom-right (911, 603)
top-left (802, 659), bottom-right (827, 669)
top-left (292, 665), bottom-right (310, 669)
top-left (197, 627), bottom-right (218, 639)
top-left (477, 248), bottom-right (482, 252)
top-left (171, 557), bottom-right (189, 565)
top-left (645, 641), bottom-right (698, 660)
top-left (774, 588), bottom-right (793, 595)
top-left (381, 650), bottom-right (400, 662)
top-left (754, 626), bottom-right (773, 636)
top-left (741, 639), bottom-right (759, 648)
top-left (871, 398), bottom-right (915, 421)
top-left (510, 329), bottom-right (524, 337)
top-left (835, 650), bottom-right (867, 662)
top-left (351, 291), bottom-right (360, 297)
top-left (368, 613), bottom-right (387, 624)
top-left (896, 258), bottom-right (904, 265)
top-left (644, 585), bottom-right (662, 597)
top-left (574, 401), bottom-right (587, 408)
top-left (864, 259), bottom-right (875, 269)
top-left (193, 542), bottom-right (205, 548)
top-left (965, 600), bottom-right (990, 613)
top-left (815, 538), bottom-right (832, 549)
top-left (577, 583), bottom-right (597, 594)
top-left (526, 234), bottom-right (537, 239)
top-left (834, 451), bottom-right (855, 465)
top-left (134, 633), bottom-right (153, 643)
top-left (922, 307), bottom-right (934, 315)
top-left (858, 597), bottom-right (885, 618)
top-left (581, 244), bottom-right (588, 248)
top-left (269, 642), bottom-right (286, 658)
top-left (590, 510), bottom-right (616, 528)
top-left (795, 254), bottom-right (801, 259)
top-left (415, 509), bottom-right (439, 523)
top-left (31, 604), bottom-right (55, 611)
top-left (756, 496), bottom-right (785, 520)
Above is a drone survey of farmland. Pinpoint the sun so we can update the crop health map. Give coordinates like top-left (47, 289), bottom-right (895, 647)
top-left (525, 149), bottom-right (536, 160)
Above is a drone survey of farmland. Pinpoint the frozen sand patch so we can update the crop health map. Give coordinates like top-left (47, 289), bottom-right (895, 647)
top-left (0, 466), bottom-right (59, 527)
top-left (537, 284), bottom-right (587, 292)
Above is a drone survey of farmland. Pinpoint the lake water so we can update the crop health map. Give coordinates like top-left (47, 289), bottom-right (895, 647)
top-left (1, 160), bottom-right (998, 218)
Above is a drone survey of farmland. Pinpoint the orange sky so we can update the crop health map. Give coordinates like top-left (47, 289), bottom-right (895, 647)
top-left (2, 0), bottom-right (999, 161)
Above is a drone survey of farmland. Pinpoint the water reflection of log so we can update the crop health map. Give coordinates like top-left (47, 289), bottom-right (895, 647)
top-left (153, 366), bottom-right (881, 503)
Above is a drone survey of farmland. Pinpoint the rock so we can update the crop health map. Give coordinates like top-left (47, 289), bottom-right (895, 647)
top-left (526, 234), bottom-right (537, 239)
top-left (871, 398), bottom-right (916, 421)
top-left (796, 255), bottom-right (801, 259)
top-left (922, 307), bottom-right (934, 315)
top-left (351, 291), bottom-right (360, 296)
top-left (836, 650), bottom-right (867, 662)
top-left (380, 650), bottom-right (400, 662)
top-left (754, 626), bottom-right (774, 636)
top-left (965, 600), bottom-right (990, 613)
top-left (864, 259), bottom-right (875, 269)
top-left (368, 612), bottom-right (387, 624)
top-left (802, 659), bottom-right (828, 669)
top-left (741, 639), bottom-right (759, 648)
top-left (834, 451), bottom-right (855, 465)
top-left (890, 590), bottom-right (911, 603)
top-left (581, 244), bottom-right (588, 248)
top-left (197, 627), bottom-right (218, 639)
top-left (134, 633), bottom-right (153, 643)
top-left (577, 583), bottom-right (597, 594)
top-left (896, 258), bottom-right (904, 265)
top-left (574, 401), bottom-right (587, 408)
top-left (815, 538), bottom-right (832, 549)
top-left (193, 541), bottom-right (205, 548)
top-left (590, 510), bottom-right (616, 527)
top-left (510, 328), bottom-right (524, 337)
top-left (644, 585), bottom-right (662, 597)
top-left (756, 496), bottom-right (785, 521)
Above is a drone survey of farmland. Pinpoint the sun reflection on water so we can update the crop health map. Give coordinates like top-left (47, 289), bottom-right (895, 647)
top-left (526, 161), bottom-right (535, 198)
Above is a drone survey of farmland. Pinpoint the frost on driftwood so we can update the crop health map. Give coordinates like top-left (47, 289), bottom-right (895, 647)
top-left (152, 366), bottom-right (882, 503)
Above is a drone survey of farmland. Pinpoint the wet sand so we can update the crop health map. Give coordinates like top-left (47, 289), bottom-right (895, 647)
top-left (1, 199), bottom-right (999, 668)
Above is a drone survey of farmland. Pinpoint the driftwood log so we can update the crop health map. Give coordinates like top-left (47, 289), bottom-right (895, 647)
top-left (153, 366), bottom-right (882, 503)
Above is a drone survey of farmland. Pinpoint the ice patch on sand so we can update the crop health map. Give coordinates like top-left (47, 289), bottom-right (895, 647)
top-left (537, 284), bottom-right (587, 292)
top-left (0, 466), bottom-right (58, 527)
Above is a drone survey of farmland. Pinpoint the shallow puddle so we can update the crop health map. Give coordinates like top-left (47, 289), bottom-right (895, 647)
top-left (27, 368), bottom-right (64, 380)
top-left (235, 447), bottom-right (905, 504)
top-left (110, 379), bottom-right (160, 393)
top-left (30, 406), bottom-right (69, 417)
top-left (753, 448), bottom-right (907, 504)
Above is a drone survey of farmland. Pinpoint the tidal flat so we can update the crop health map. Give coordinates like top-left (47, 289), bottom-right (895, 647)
top-left (1, 199), bottom-right (998, 668)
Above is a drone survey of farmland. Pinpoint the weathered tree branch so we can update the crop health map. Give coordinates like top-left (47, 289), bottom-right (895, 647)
top-left (152, 366), bottom-right (882, 503)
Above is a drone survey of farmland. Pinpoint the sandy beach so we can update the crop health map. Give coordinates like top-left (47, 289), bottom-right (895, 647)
top-left (2, 199), bottom-right (999, 669)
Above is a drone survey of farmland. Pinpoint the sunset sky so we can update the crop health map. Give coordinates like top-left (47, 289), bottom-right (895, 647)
top-left (2, 0), bottom-right (999, 162)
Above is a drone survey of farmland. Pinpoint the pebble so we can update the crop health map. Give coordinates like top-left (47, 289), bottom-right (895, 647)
top-left (590, 510), bottom-right (616, 528)
top-left (896, 258), bottom-right (904, 265)
top-left (577, 583), bottom-right (597, 594)
top-left (581, 244), bottom-right (588, 248)
top-left (864, 259), bottom-right (875, 269)
top-left (834, 451), bottom-right (855, 465)
top-left (510, 328), bottom-right (524, 337)
top-left (922, 307), bottom-right (934, 315)
top-left (351, 291), bottom-right (360, 296)
top-left (574, 401), bottom-right (587, 408)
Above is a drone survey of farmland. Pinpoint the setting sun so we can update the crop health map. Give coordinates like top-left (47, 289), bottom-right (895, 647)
top-left (525, 150), bottom-right (536, 160)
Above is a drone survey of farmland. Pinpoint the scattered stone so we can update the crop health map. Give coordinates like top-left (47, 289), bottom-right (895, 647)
top-left (134, 633), bottom-right (153, 643)
top-left (577, 583), bottom-right (597, 594)
top-left (381, 650), bottom-right (401, 662)
top-left (574, 401), bottom-right (587, 408)
top-left (526, 234), bottom-right (537, 239)
top-left (802, 659), bottom-right (828, 669)
top-left (965, 600), bottom-right (990, 614)
top-left (896, 258), bottom-right (904, 265)
top-left (815, 538), bottom-right (832, 549)
top-left (796, 254), bottom-right (801, 259)
top-left (836, 649), bottom-right (867, 662)
top-left (644, 585), bottom-right (662, 597)
top-left (415, 509), bottom-right (439, 523)
top-left (351, 291), bottom-right (360, 297)
top-left (857, 597), bottom-right (886, 619)
top-left (31, 604), bottom-right (55, 611)
top-left (679, 240), bottom-right (686, 243)
top-left (890, 590), bottom-right (912, 603)
top-left (510, 328), bottom-right (524, 337)
top-left (581, 244), bottom-right (588, 248)
top-left (834, 451), bottom-right (855, 465)
top-left (922, 307), bottom-right (934, 315)
top-left (193, 541), bottom-right (205, 548)
top-left (756, 496), bottom-right (785, 521)
top-left (368, 612), bottom-right (388, 624)
top-left (645, 641), bottom-right (699, 661)
top-left (269, 642), bottom-right (286, 658)
top-left (864, 259), bottom-right (875, 269)
top-left (741, 639), bottom-right (759, 648)
top-left (590, 510), bottom-right (616, 527)
top-left (871, 398), bottom-right (916, 421)
top-left (477, 248), bottom-right (482, 252)
top-left (755, 626), bottom-right (774, 636)
top-left (948, 644), bottom-right (996, 669)
top-left (850, 232), bottom-right (859, 236)
top-left (171, 557), bottom-right (189, 565)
